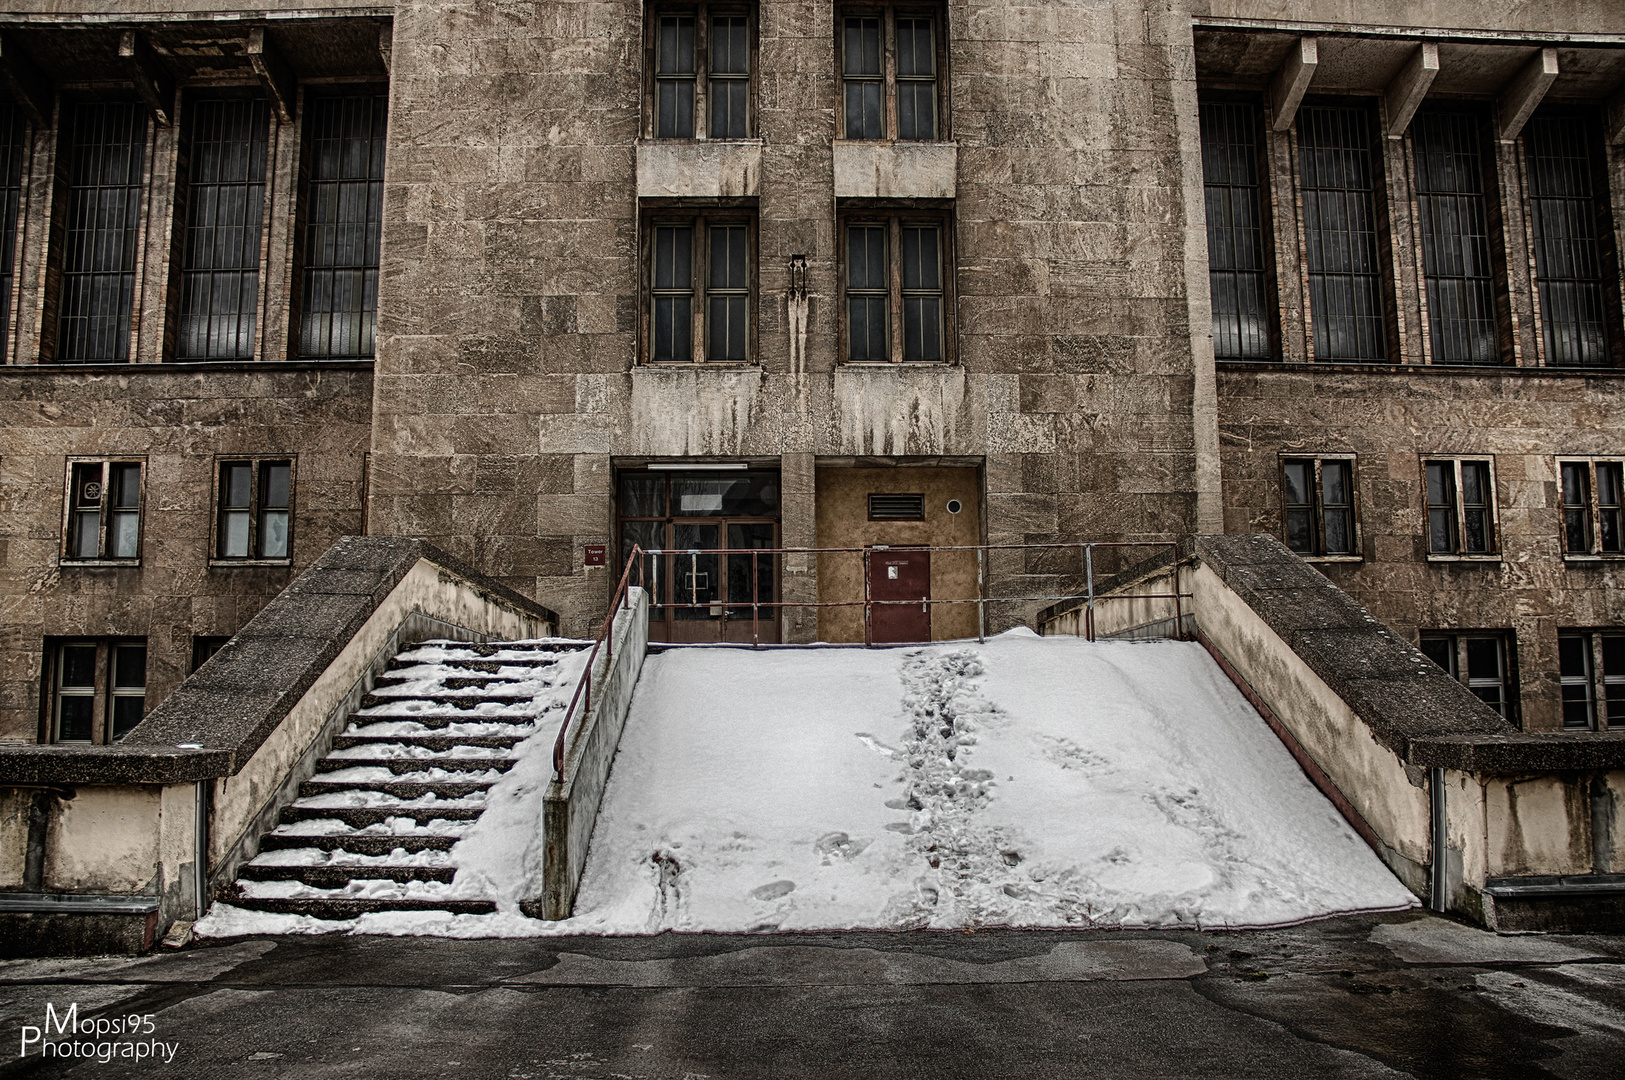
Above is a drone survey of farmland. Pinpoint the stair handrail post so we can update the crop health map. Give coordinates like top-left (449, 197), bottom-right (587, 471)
top-left (1085, 544), bottom-right (1095, 643)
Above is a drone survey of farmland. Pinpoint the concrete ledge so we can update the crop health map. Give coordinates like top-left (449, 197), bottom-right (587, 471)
top-left (833, 141), bottom-right (957, 199)
top-left (537, 587), bottom-right (650, 920)
top-left (637, 140), bottom-right (761, 199)
top-left (1410, 732), bottom-right (1625, 772)
top-left (1483, 876), bottom-right (1625, 933)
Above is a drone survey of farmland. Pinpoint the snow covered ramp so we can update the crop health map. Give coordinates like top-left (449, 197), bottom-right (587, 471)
top-left (566, 630), bottom-right (1416, 932)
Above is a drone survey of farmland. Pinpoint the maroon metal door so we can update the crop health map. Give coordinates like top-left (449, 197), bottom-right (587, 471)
top-left (869, 550), bottom-right (931, 644)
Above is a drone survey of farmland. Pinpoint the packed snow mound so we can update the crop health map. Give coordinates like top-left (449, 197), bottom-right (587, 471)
top-left (564, 633), bottom-right (1415, 933)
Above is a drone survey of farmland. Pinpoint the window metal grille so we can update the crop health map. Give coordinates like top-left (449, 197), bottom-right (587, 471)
top-left (847, 224), bottom-right (889, 360)
top-left (1413, 112), bottom-right (1498, 364)
top-left (1200, 101), bottom-right (1269, 359)
top-left (178, 98), bottom-right (270, 360)
top-left (709, 16), bottom-right (749, 139)
top-left (0, 107), bottom-right (23, 364)
top-left (1298, 105), bottom-right (1385, 361)
top-left (1526, 116), bottom-right (1610, 367)
top-left (58, 102), bottom-right (147, 362)
top-left (843, 17), bottom-right (884, 140)
top-left (895, 18), bottom-right (936, 141)
top-left (869, 493), bottom-right (925, 520)
top-left (1282, 458), bottom-right (1355, 556)
top-left (656, 15), bottom-right (697, 138)
top-left (707, 224), bottom-right (748, 361)
top-left (300, 94), bottom-right (385, 359)
top-left (901, 225), bottom-right (942, 361)
top-left (652, 224), bottom-right (694, 361)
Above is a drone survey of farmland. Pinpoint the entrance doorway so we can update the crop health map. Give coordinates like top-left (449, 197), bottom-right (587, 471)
top-left (617, 467), bottom-right (781, 643)
top-left (869, 549), bottom-right (931, 643)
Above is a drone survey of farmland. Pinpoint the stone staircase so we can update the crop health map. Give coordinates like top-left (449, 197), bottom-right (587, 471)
top-left (219, 638), bottom-right (587, 922)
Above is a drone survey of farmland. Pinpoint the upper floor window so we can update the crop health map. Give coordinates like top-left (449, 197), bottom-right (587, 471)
top-left (1559, 458), bottom-right (1623, 556)
top-left (1412, 110), bottom-right (1500, 365)
top-left (299, 92), bottom-right (386, 360)
top-left (646, 211), bottom-right (755, 363)
top-left (56, 101), bottom-right (147, 363)
top-left (1424, 458), bottom-right (1496, 557)
top-left (64, 458), bottom-right (143, 562)
top-left (1298, 104), bottom-right (1386, 362)
top-left (650, 5), bottom-right (754, 140)
top-left (843, 213), bottom-right (950, 362)
top-left (1200, 100), bottom-right (1270, 360)
top-left (0, 107), bottom-right (24, 365)
top-left (176, 96), bottom-right (271, 361)
top-left (215, 458), bottom-right (294, 561)
top-left (1525, 114), bottom-right (1615, 368)
top-left (840, 6), bottom-right (943, 141)
top-left (49, 638), bottom-right (147, 743)
top-left (1281, 456), bottom-right (1357, 558)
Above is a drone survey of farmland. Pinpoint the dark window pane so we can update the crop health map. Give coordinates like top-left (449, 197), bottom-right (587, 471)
top-left (710, 79), bottom-right (748, 139)
top-left (620, 473), bottom-right (666, 517)
top-left (113, 644), bottom-right (146, 688)
top-left (1461, 462), bottom-right (1493, 553)
top-left (1298, 106), bottom-right (1385, 361)
top-left (261, 462), bottom-right (291, 508)
top-left (61, 644), bottom-right (97, 688)
top-left (897, 82), bottom-right (935, 141)
top-left (1526, 116), bottom-right (1609, 367)
top-left (1599, 462), bottom-right (1623, 554)
top-left (1465, 637), bottom-right (1500, 681)
top-left (59, 102), bottom-right (147, 362)
top-left (300, 94), bottom-right (386, 359)
top-left (110, 695), bottom-right (144, 740)
top-left (902, 296), bottom-right (941, 361)
top-left (57, 696), bottom-right (93, 742)
top-left (658, 15), bottom-right (695, 74)
top-left (707, 295), bottom-right (747, 361)
top-left (710, 16), bottom-right (747, 75)
top-left (849, 296), bottom-right (888, 361)
top-left (709, 225), bottom-right (747, 290)
top-left (843, 18), bottom-right (881, 75)
top-left (222, 462), bottom-right (252, 509)
top-left (1201, 101), bottom-right (1270, 359)
top-left (1601, 636), bottom-right (1625, 677)
top-left (1420, 636), bottom-right (1454, 675)
top-left (1563, 684), bottom-right (1594, 729)
top-left (849, 226), bottom-right (886, 290)
top-left (845, 81), bottom-right (883, 141)
top-left (902, 227), bottom-right (939, 291)
top-left (1426, 462), bottom-right (1456, 553)
top-left (0, 108), bottom-right (25, 363)
top-left (655, 226), bottom-right (693, 290)
top-left (111, 463), bottom-right (141, 508)
top-left (653, 297), bottom-right (692, 361)
top-left (1413, 112), bottom-right (1498, 364)
top-left (657, 79), bottom-right (695, 139)
top-left (1559, 633), bottom-right (1589, 678)
top-left (178, 98), bottom-right (270, 360)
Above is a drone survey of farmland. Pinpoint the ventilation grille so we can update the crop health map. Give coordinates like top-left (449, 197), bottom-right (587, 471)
top-left (868, 493), bottom-right (925, 521)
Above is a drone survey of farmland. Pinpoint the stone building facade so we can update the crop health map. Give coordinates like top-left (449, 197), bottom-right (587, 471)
top-left (0, 0), bottom-right (1622, 743)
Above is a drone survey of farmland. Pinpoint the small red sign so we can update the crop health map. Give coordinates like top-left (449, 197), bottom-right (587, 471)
top-left (584, 545), bottom-right (607, 567)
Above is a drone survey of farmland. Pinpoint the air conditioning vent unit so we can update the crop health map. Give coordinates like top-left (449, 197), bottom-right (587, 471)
top-left (868, 493), bottom-right (926, 521)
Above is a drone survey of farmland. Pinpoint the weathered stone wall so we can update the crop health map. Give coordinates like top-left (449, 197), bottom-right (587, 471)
top-left (0, 364), bottom-right (373, 742)
top-left (367, 0), bottom-right (1218, 636)
top-left (1218, 367), bottom-right (1625, 732)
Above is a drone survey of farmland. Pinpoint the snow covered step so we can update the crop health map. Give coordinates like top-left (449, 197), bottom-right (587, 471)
top-left (315, 754), bottom-right (517, 774)
top-left (373, 670), bottom-right (557, 691)
top-left (387, 656), bottom-right (557, 673)
top-left (279, 804), bottom-right (486, 827)
top-left (223, 894), bottom-right (498, 919)
top-left (360, 690), bottom-right (543, 709)
top-left (329, 733), bottom-right (527, 752)
top-left (347, 708), bottom-right (550, 728)
top-left (259, 833), bottom-right (460, 856)
top-left (298, 779), bottom-right (499, 802)
top-left (240, 864), bottom-right (458, 887)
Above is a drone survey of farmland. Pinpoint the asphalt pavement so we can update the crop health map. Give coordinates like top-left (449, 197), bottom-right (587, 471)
top-left (2, 911), bottom-right (1623, 1079)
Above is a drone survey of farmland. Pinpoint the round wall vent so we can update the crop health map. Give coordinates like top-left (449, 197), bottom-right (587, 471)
top-left (946, 499), bottom-right (963, 514)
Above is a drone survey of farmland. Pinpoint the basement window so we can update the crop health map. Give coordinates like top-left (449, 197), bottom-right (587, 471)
top-left (868, 492), bottom-right (925, 521)
top-left (62, 458), bottom-right (144, 563)
top-left (1558, 631), bottom-right (1625, 731)
top-left (1280, 456), bottom-right (1358, 559)
top-left (1558, 458), bottom-right (1623, 557)
top-left (1424, 458), bottom-right (1498, 558)
top-left (47, 638), bottom-right (147, 743)
top-left (1420, 632), bottom-right (1514, 720)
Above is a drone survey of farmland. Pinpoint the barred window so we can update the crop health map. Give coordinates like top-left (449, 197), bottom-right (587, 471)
top-left (840, 6), bottom-right (942, 142)
top-left (1525, 115), bottom-right (1612, 367)
top-left (1413, 111), bottom-right (1499, 364)
top-left (299, 93), bottom-right (386, 359)
top-left (650, 5), bottom-right (754, 140)
top-left (177, 97), bottom-right (270, 360)
top-left (1298, 105), bottom-right (1386, 361)
top-left (843, 216), bottom-right (948, 362)
top-left (1199, 101), bottom-right (1269, 360)
top-left (58, 101), bottom-right (147, 362)
top-left (0, 106), bottom-right (24, 364)
top-left (647, 214), bottom-right (754, 363)
top-left (1281, 457), bottom-right (1357, 557)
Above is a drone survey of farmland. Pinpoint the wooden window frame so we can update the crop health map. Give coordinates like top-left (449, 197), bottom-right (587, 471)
top-left (60, 456), bottom-right (146, 565)
top-left (1420, 630), bottom-right (1517, 724)
top-left (838, 208), bottom-right (955, 364)
top-left (1278, 454), bottom-right (1360, 561)
top-left (640, 208), bottom-right (758, 365)
top-left (43, 636), bottom-right (147, 745)
top-left (643, 2), bottom-right (759, 141)
top-left (209, 455), bottom-right (296, 566)
top-left (836, 3), bottom-right (950, 142)
top-left (1557, 457), bottom-right (1625, 560)
top-left (1422, 456), bottom-right (1500, 560)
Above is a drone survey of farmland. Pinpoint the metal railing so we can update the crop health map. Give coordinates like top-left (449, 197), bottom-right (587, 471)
top-left (550, 540), bottom-right (1187, 777)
